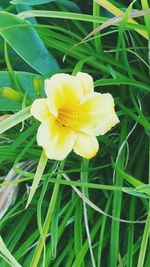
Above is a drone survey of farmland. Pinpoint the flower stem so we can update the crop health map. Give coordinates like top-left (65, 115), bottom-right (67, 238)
top-left (30, 160), bottom-right (65, 267)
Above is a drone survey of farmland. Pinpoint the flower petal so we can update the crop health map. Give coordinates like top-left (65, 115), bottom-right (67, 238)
top-left (45, 74), bottom-right (83, 116)
top-left (74, 132), bottom-right (99, 159)
top-left (30, 99), bottom-right (50, 122)
top-left (76, 72), bottom-right (94, 94)
top-left (37, 117), bottom-right (75, 160)
top-left (37, 117), bottom-right (58, 148)
top-left (45, 127), bottom-right (76, 161)
top-left (78, 92), bottom-right (119, 135)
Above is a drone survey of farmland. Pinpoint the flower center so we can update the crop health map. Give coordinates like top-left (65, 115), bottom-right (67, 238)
top-left (57, 109), bottom-right (78, 128)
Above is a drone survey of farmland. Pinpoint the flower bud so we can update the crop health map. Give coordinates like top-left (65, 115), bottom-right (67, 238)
top-left (0, 87), bottom-right (22, 102)
top-left (33, 77), bottom-right (43, 98)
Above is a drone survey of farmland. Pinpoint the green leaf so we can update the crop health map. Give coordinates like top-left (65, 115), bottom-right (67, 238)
top-left (11, 0), bottom-right (81, 12)
top-left (0, 11), bottom-right (59, 75)
top-left (0, 98), bottom-right (21, 111)
top-left (16, 4), bottom-right (37, 24)
top-left (25, 150), bottom-right (48, 209)
top-left (11, 0), bottom-right (57, 3)
top-left (134, 184), bottom-right (150, 194)
top-left (0, 71), bottom-right (44, 111)
top-left (141, 0), bottom-right (150, 39)
top-left (0, 0), bottom-right (10, 9)
top-left (0, 106), bottom-right (31, 135)
top-left (0, 236), bottom-right (22, 267)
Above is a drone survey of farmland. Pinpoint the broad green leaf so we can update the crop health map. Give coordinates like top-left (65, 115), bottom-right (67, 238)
top-left (0, 11), bottom-right (59, 75)
top-left (0, 98), bottom-right (21, 111)
top-left (11, 0), bottom-right (60, 3)
top-left (11, 0), bottom-right (81, 12)
top-left (0, 71), bottom-right (44, 111)
top-left (16, 4), bottom-right (37, 24)
top-left (0, 0), bottom-right (10, 8)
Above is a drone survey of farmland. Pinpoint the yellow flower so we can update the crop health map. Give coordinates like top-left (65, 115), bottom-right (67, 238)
top-left (31, 72), bottom-right (119, 160)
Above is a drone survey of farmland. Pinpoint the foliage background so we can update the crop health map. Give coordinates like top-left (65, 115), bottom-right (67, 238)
top-left (0, 0), bottom-right (150, 266)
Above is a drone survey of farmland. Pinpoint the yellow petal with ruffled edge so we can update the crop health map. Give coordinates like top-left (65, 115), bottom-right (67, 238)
top-left (74, 132), bottom-right (99, 159)
top-left (30, 99), bottom-right (50, 122)
top-left (44, 126), bottom-right (76, 161)
top-left (37, 117), bottom-right (57, 148)
top-left (37, 117), bottom-right (76, 160)
top-left (45, 74), bottom-right (83, 117)
top-left (78, 92), bottom-right (119, 135)
top-left (76, 72), bottom-right (94, 95)
top-left (31, 72), bottom-right (119, 160)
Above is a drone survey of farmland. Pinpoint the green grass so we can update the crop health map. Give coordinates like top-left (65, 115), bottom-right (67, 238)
top-left (0, 0), bottom-right (150, 266)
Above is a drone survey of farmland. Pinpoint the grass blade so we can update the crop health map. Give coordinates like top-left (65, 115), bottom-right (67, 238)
top-left (25, 150), bottom-right (48, 208)
top-left (0, 236), bottom-right (22, 267)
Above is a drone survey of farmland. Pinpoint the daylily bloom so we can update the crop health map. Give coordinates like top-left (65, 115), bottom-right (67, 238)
top-left (31, 72), bottom-right (119, 160)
